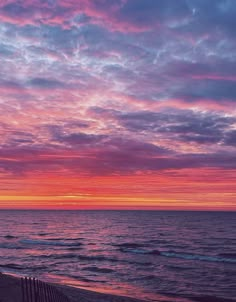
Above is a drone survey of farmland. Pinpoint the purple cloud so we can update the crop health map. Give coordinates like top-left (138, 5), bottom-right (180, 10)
top-left (0, 0), bottom-right (235, 182)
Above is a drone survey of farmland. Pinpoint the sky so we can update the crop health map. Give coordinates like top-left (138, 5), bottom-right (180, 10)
top-left (0, 0), bottom-right (235, 210)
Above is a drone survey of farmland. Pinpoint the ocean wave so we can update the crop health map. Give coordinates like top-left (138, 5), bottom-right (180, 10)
top-left (61, 273), bottom-right (107, 283)
top-left (77, 277), bottom-right (107, 283)
top-left (76, 255), bottom-right (119, 262)
top-left (0, 263), bottom-right (48, 271)
top-left (161, 252), bottom-right (236, 263)
top-left (46, 237), bottom-right (84, 241)
top-left (163, 244), bottom-right (189, 249)
top-left (0, 243), bottom-right (24, 249)
top-left (38, 253), bottom-right (119, 263)
top-left (189, 294), bottom-right (236, 302)
top-left (64, 238), bottom-right (85, 241)
top-left (119, 247), bottom-right (236, 264)
top-left (32, 253), bottom-right (84, 260)
top-left (20, 239), bottom-right (83, 247)
top-left (114, 242), bottom-right (147, 248)
top-left (218, 253), bottom-right (236, 259)
top-left (82, 266), bottom-right (114, 273)
top-left (166, 264), bottom-right (194, 271)
top-left (120, 248), bottom-right (149, 254)
top-left (66, 247), bottom-right (83, 251)
top-left (119, 247), bottom-right (161, 255)
top-left (54, 253), bottom-right (80, 259)
top-left (4, 235), bottom-right (17, 239)
top-left (129, 261), bottom-right (153, 266)
top-left (128, 275), bottom-right (157, 281)
top-left (0, 263), bottom-right (25, 270)
top-left (146, 239), bottom-right (168, 244)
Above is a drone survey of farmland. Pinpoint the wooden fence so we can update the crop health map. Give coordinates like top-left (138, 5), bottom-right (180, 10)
top-left (21, 277), bottom-right (70, 302)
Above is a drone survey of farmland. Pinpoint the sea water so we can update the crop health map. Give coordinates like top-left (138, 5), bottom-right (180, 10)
top-left (0, 210), bottom-right (235, 302)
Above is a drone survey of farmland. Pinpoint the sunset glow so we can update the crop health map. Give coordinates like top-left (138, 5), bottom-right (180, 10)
top-left (0, 0), bottom-right (235, 210)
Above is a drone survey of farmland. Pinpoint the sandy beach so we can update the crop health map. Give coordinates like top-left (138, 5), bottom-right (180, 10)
top-left (0, 273), bottom-right (147, 302)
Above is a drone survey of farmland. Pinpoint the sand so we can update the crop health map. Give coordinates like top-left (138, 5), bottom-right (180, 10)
top-left (0, 273), bottom-right (147, 302)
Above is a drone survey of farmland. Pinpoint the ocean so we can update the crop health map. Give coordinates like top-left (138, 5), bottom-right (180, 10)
top-left (0, 210), bottom-right (235, 302)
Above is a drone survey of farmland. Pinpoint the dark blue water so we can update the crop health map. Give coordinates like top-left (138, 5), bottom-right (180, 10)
top-left (0, 210), bottom-right (235, 302)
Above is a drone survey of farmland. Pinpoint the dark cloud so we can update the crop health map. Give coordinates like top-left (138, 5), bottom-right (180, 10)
top-left (55, 132), bottom-right (106, 146)
top-left (2, 3), bottom-right (32, 18)
top-left (118, 0), bottom-right (190, 28)
top-left (41, 25), bottom-right (80, 54)
top-left (0, 0), bottom-right (235, 38)
top-left (224, 130), bottom-right (236, 146)
top-left (0, 135), bottom-right (172, 175)
top-left (106, 137), bottom-right (172, 156)
top-left (165, 59), bottom-right (236, 80)
top-left (175, 79), bottom-right (236, 103)
top-left (0, 79), bottom-right (23, 89)
top-left (181, 0), bottom-right (236, 37)
top-left (1, 142), bottom-right (235, 176)
top-left (27, 78), bottom-right (65, 89)
top-left (112, 109), bottom-right (235, 144)
top-left (0, 43), bottom-right (15, 57)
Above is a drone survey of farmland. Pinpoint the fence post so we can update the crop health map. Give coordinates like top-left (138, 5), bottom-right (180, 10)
top-left (20, 277), bottom-right (69, 302)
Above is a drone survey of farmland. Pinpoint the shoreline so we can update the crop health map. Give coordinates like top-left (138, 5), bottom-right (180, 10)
top-left (0, 273), bottom-right (149, 302)
top-left (1, 272), bottom-right (234, 302)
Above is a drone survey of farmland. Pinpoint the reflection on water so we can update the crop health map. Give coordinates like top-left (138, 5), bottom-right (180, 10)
top-left (0, 210), bottom-right (235, 302)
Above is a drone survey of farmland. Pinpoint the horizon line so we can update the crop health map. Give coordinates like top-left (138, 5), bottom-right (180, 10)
top-left (0, 208), bottom-right (235, 212)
